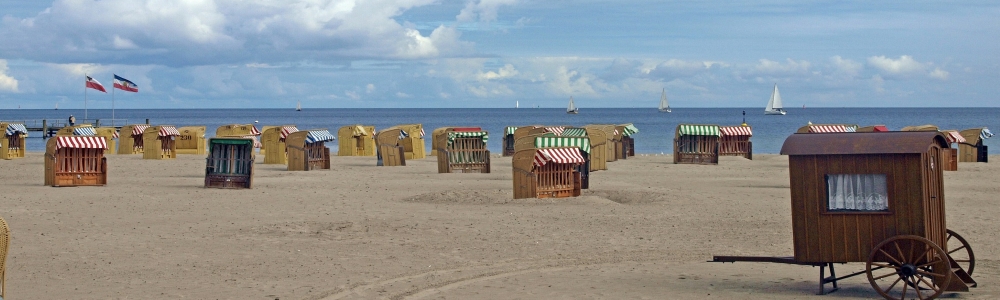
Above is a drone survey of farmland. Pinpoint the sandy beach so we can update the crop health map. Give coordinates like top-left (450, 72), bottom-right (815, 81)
top-left (1, 152), bottom-right (998, 299)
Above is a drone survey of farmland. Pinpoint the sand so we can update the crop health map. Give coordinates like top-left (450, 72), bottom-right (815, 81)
top-left (1, 152), bottom-right (998, 299)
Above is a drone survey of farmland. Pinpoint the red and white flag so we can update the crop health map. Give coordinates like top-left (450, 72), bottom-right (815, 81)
top-left (86, 76), bottom-right (107, 93)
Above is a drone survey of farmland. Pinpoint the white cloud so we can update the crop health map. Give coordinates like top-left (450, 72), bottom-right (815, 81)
top-left (871, 74), bottom-right (885, 93)
top-left (366, 84), bottom-right (375, 93)
top-left (867, 55), bottom-right (925, 75)
top-left (830, 56), bottom-right (862, 77)
top-left (477, 64), bottom-right (518, 81)
top-left (929, 68), bottom-right (949, 80)
top-left (0, 60), bottom-right (19, 92)
top-left (549, 66), bottom-right (597, 96)
top-left (643, 59), bottom-right (711, 80)
top-left (456, 0), bottom-right (518, 23)
top-left (396, 92), bottom-right (411, 98)
top-left (345, 90), bottom-right (360, 100)
top-left (753, 58), bottom-right (811, 75)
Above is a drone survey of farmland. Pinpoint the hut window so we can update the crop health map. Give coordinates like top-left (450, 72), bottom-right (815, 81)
top-left (825, 174), bottom-right (888, 212)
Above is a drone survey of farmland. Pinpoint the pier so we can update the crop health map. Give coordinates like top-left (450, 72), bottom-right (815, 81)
top-left (4, 119), bottom-right (147, 138)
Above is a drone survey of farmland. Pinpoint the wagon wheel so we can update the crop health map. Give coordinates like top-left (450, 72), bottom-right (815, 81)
top-left (946, 229), bottom-right (975, 275)
top-left (866, 235), bottom-right (952, 300)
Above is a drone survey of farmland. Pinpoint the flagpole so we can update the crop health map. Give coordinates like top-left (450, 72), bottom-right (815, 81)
top-left (112, 76), bottom-right (116, 122)
top-left (84, 74), bottom-right (88, 120)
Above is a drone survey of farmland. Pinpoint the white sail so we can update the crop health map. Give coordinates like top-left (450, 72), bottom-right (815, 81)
top-left (567, 96), bottom-right (578, 114)
top-left (296, 101), bottom-right (301, 111)
top-left (658, 88), bottom-right (671, 113)
top-left (764, 84), bottom-right (786, 115)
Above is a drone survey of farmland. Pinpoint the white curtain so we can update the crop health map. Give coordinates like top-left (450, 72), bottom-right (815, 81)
top-left (827, 174), bottom-right (888, 211)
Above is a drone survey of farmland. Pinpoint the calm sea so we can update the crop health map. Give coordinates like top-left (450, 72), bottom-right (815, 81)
top-left (2, 108), bottom-right (997, 154)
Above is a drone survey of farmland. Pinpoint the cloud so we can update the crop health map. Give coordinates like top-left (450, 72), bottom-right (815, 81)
top-left (366, 84), bottom-right (376, 93)
top-left (871, 74), bottom-right (885, 93)
top-left (752, 58), bottom-right (811, 75)
top-left (0, 0), bottom-right (473, 66)
top-left (548, 66), bottom-right (597, 96)
top-left (830, 56), bottom-right (862, 77)
top-left (867, 55), bottom-right (926, 75)
top-left (644, 59), bottom-right (711, 81)
top-left (929, 67), bottom-right (949, 80)
top-left (456, 0), bottom-right (518, 23)
top-left (477, 64), bottom-right (518, 81)
top-left (396, 92), bottom-right (411, 98)
top-left (0, 59), bottom-right (19, 92)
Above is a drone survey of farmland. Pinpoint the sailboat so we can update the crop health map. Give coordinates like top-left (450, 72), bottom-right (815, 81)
top-left (764, 84), bottom-right (786, 115)
top-left (54, 103), bottom-right (59, 110)
top-left (516, 100), bottom-right (519, 108)
top-left (658, 88), bottom-right (671, 113)
top-left (566, 96), bottom-right (579, 114)
top-left (296, 101), bottom-right (301, 111)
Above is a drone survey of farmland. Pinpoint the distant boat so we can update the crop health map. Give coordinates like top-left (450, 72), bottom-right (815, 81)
top-left (658, 88), bottom-right (671, 113)
top-left (566, 96), bottom-right (579, 114)
top-left (296, 101), bottom-right (301, 111)
top-left (54, 103), bottom-right (58, 110)
top-left (516, 100), bottom-right (519, 108)
top-left (764, 84), bottom-right (786, 115)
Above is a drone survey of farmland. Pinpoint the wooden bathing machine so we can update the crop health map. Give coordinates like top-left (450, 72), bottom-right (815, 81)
top-left (512, 147), bottom-right (586, 199)
top-left (143, 125), bottom-right (181, 159)
top-left (384, 124), bottom-right (426, 160)
top-left (436, 128), bottom-right (490, 173)
top-left (118, 124), bottom-right (150, 154)
top-left (560, 127), bottom-right (606, 171)
top-left (375, 128), bottom-right (407, 166)
top-left (618, 123), bottom-right (639, 157)
top-left (285, 129), bottom-right (335, 171)
top-left (205, 137), bottom-right (255, 189)
top-left (534, 135), bottom-right (591, 189)
top-left (44, 136), bottom-right (107, 187)
top-left (1, 123), bottom-right (28, 160)
top-left (718, 125), bottom-right (753, 160)
top-left (337, 125), bottom-right (375, 156)
top-left (958, 127), bottom-right (992, 163)
top-left (502, 126), bottom-right (518, 156)
top-left (673, 124), bottom-right (720, 165)
top-left (176, 126), bottom-right (207, 155)
top-left (262, 125), bottom-right (298, 164)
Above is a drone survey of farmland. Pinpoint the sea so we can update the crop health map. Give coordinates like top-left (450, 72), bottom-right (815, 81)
top-left (2, 108), bottom-right (997, 154)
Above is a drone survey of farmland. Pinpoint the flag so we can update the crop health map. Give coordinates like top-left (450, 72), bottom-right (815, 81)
top-left (86, 76), bottom-right (107, 93)
top-left (113, 74), bottom-right (138, 92)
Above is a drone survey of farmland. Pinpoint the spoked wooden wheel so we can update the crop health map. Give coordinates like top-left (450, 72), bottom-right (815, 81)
top-left (867, 235), bottom-right (953, 300)
top-left (946, 229), bottom-right (975, 275)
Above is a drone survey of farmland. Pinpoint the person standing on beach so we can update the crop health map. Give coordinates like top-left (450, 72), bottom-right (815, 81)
top-left (69, 115), bottom-right (76, 126)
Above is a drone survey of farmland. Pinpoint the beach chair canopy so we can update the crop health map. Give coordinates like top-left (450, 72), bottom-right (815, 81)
top-left (5, 123), bottom-right (27, 136)
top-left (446, 131), bottom-right (488, 146)
top-left (55, 136), bottom-right (108, 149)
top-left (720, 125), bottom-right (753, 137)
top-left (560, 128), bottom-right (588, 137)
top-left (505, 126), bottom-right (518, 135)
top-left (533, 147), bottom-right (586, 167)
top-left (158, 126), bottom-right (181, 137)
top-left (620, 124), bottom-right (639, 136)
top-left (535, 136), bottom-right (591, 153)
top-left (544, 126), bottom-right (565, 135)
top-left (807, 125), bottom-right (854, 133)
top-left (249, 125), bottom-right (262, 135)
top-left (981, 128), bottom-right (994, 140)
top-left (942, 130), bottom-right (966, 144)
top-left (871, 125), bottom-right (889, 132)
top-left (280, 126), bottom-right (300, 139)
top-left (346, 125), bottom-right (368, 137)
top-left (677, 124), bottom-right (721, 137)
top-left (73, 127), bottom-right (98, 136)
top-left (131, 124), bottom-right (151, 136)
top-left (305, 130), bottom-right (336, 143)
top-left (111, 130), bottom-right (120, 138)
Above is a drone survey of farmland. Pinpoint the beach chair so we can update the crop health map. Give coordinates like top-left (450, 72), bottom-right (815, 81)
top-left (262, 125), bottom-right (298, 164)
top-left (534, 135), bottom-right (592, 189)
top-left (0, 216), bottom-right (8, 300)
top-left (617, 123), bottom-right (639, 158)
top-left (44, 136), bottom-right (108, 186)
top-left (142, 125), bottom-right (181, 159)
top-left (502, 126), bottom-right (518, 156)
top-left (93, 127), bottom-right (119, 154)
top-left (435, 128), bottom-right (490, 173)
top-left (514, 132), bottom-right (553, 154)
top-left (337, 125), bottom-right (376, 156)
top-left (176, 126), bottom-right (207, 155)
top-left (0, 122), bottom-right (27, 160)
top-left (512, 147), bottom-right (585, 199)
top-left (118, 124), bottom-right (150, 154)
top-left (585, 125), bottom-right (618, 162)
top-left (384, 124), bottom-right (425, 159)
top-left (285, 129), bottom-right (335, 171)
top-left (673, 124), bottom-right (720, 165)
top-left (375, 128), bottom-right (407, 166)
top-left (205, 137), bottom-right (255, 189)
top-left (718, 125), bottom-right (753, 160)
top-left (958, 127), bottom-right (992, 163)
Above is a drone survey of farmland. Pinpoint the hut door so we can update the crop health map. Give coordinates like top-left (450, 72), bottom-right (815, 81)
top-left (925, 146), bottom-right (946, 246)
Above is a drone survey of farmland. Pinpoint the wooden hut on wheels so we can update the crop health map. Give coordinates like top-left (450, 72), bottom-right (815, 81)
top-left (142, 125), bottom-right (181, 159)
top-left (44, 136), bottom-right (108, 187)
top-left (285, 129), bottom-right (335, 171)
top-left (337, 125), bottom-right (376, 156)
top-left (176, 126), bottom-right (207, 155)
top-left (534, 135), bottom-right (592, 189)
top-left (718, 125), bottom-right (753, 160)
top-left (958, 127), bottom-right (992, 163)
top-left (673, 124), bottom-right (720, 165)
top-left (375, 128), bottom-right (408, 166)
top-left (1, 122), bottom-right (27, 160)
top-left (93, 127), bottom-right (119, 154)
top-left (261, 125), bottom-right (298, 164)
top-left (436, 128), bottom-right (491, 173)
top-left (204, 137), bottom-right (255, 189)
top-left (502, 126), bottom-right (518, 156)
top-left (617, 124), bottom-right (639, 157)
top-left (560, 127), bottom-right (607, 171)
top-left (779, 131), bottom-right (976, 297)
top-left (384, 124), bottom-right (426, 160)
top-left (118, 124), bottom-right (150, 154)
top-left (512, 147), bottom-right (586, 199)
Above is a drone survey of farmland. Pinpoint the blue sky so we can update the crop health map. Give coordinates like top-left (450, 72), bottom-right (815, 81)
top-left (0, 0), bottom-right (998, 109)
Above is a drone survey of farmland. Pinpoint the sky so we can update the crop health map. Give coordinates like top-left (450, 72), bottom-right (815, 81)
top-left (0, 0), bottom-right (998, 109)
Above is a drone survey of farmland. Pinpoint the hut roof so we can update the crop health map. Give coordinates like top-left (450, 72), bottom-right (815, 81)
top-left (620, 124), bottom-right (639, 136)
top-left (941, 130), bottom-right (966, 144)
top-left (131, 124), bottom-right (151, 136)
top-left (505, 126), bottom-right (518, 135)
top-left (677, 124), bottom-right (720, 137)
top-left (533, 147), bottom-right (586, 167)
top-left (720, 125), bottom-right (752, 137)
top-left (544, 126), bottom-right (565, 135)
top-left (447, 131), bottom-right (488, 145)
top-left (56, 136), bottom-right (107, 149)
top-left (157, 126), bottom-right (181, 137)
top-left (780, 131), bottom-right (948, 155)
